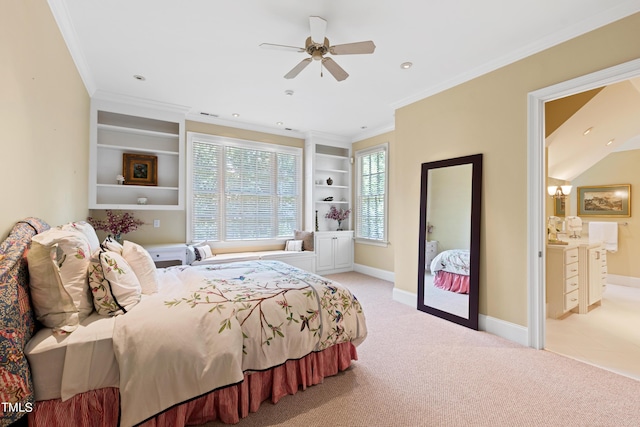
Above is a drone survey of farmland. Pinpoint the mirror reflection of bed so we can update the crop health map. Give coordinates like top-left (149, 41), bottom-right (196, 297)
top-left (424, 248), bottom-right (470, 319)
top-left (417, 154), bottom-right (481, 330)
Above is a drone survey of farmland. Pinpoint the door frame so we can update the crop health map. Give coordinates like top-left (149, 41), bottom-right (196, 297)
top-left (527, 58), bottom-right (640, 349)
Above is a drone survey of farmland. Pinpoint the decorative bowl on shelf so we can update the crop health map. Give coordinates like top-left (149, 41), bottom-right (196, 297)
top-left (323, 196), bottom-right (334, 201)
top-left (137, 197), bottom-right (148, 205)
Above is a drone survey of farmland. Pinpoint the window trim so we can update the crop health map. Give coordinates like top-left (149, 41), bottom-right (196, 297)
top-left (354, 142), bottom-right (389, 246)
top-left (186, 132), bottom-right (303, 246)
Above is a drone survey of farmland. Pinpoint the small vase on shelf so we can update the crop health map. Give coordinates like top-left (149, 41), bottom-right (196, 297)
top-left (337, 220), bottom-right (343, 231)
top-left (326, 177), bottom-right (333, 186)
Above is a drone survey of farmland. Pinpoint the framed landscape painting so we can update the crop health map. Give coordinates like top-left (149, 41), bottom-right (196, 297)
top-left (577, 184), bottom-right (630, 217)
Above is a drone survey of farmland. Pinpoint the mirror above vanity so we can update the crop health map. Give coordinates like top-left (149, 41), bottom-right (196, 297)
top-left (417, 154), bottom-right (482, 330)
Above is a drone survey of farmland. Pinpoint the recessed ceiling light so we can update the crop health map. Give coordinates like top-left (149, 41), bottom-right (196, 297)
top-left (285, 90), bottom-right (294, 96)
top-left (276, 121), bottom-right (284, 126)
top-left (232, 113), bottom-right (240, 118)
top-left (583, 127), bottom-right (593, 135)
top-left (606, 139), bottom-right (614, 146)
top-left (361, 126), bottom-right (368, 129)
top-left (400, 62), bottom-right (413, 69)
top-left (133, 74), bottom-right (146, 81)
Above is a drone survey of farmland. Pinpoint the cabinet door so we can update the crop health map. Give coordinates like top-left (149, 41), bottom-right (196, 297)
top-left (333, 234), bottom-right (353, 270)
top-left (316, 235), bottom-right (335, 271)
top-left (588, 248), bottom-right (603, 305)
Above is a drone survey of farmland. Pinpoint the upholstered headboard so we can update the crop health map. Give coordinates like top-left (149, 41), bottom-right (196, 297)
top-left (0, 218), bottom-right (49, 426)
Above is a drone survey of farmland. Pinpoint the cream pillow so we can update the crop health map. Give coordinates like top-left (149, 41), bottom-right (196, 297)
top-left (61, 221), bottom-right (101, 253)
top-left (102, 236), bottom-right (124, 254)
top-left (28, 228), bottom-right (93, 334)
top-left (88, 249), bottom-right (141, 316)
top-left (122, 240), bottom-right (158, 294)
top-left (294, 230), bottom-right (314, 251)
top-left (285, 239), bottom-right (303, 251)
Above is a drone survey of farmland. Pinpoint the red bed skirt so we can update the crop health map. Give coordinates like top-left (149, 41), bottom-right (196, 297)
top-left (28, 342), bottom-right (357, 426)
top-left (433, 271), bottom-right (469, 294)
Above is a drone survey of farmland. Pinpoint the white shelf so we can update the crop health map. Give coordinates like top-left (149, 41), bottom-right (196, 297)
top-left (89, 100), bottom-right (185, 210)
top-left (315, 184), bottom-right (348, 189)
top-left (316, 153), bottom-right (349, 161)
top-left (316, 168), bottom-right (348, 174)
top-left (317, 201), bottom-right (349, 204)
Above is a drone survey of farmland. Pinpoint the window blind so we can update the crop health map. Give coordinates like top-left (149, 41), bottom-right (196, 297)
top-left (189, 135), bottom-right (301, 242)
top-left (356, 144), bottom-right (388, 242)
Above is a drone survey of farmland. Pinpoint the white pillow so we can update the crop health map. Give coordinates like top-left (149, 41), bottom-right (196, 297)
top-left (88, 249), bottom-right (141, 316)
top-left (122, 240), bottom-right (158, 294)
top-left (61, 221), bottom-right (101, 253)
top-left (102, 236), bottom-right (123, 254)
top-left (285, 239), bottom-right (303, 251)
top-left (28, 228), bottom-right (93, 334)
top-left (194, 244), bottom-right (213, 261)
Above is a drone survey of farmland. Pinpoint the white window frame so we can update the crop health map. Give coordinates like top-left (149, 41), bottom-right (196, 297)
top-left (355, 142), bottom-right (389, 246)
top-left (186, 132), bottom-right (303, 248)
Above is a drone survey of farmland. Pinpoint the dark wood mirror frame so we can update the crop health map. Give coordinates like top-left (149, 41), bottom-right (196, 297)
top-left (417, 153), bottom-right (482, 330)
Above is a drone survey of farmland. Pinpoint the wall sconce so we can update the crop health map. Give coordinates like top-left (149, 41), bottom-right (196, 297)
top-left (547, 185), bottom-right (572, 198)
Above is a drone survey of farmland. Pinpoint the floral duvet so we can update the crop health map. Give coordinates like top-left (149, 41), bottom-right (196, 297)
top-left (111, 260), bottom-right (367, 427)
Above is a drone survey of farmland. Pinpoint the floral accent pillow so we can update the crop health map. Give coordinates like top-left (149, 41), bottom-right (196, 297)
top-left (28, 228), bottom-right (93, 334)
top-left (122, 240), bottom-right (158, 295)
top-left (88, 249), bottom-right (142, 316)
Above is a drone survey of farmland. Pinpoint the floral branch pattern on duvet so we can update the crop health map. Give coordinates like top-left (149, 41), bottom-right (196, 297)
top-left (164, 262), bottom-right (363, 351)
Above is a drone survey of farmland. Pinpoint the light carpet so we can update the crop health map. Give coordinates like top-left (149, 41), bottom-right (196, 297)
top-left (205, 272), bottom-right (640, 426)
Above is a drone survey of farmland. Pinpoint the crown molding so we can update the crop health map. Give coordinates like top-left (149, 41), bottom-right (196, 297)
top-left (186, 112), bottom-right (306, 139)
top-left (392, 0), bottom-right (640, 111)
top-left (47, 0), bottom-right (96, 96)
top-left (93, 90), bottom-right (191, 115)
top-left (351, 122), bottom-right (395, 143)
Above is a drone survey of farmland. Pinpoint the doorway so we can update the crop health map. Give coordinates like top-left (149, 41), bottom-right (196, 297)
top-left (527, 59), bottom-right (640, 366)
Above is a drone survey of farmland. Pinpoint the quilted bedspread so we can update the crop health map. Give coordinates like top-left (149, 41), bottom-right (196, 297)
top-left (112, 260), bottom-right (367, 427)
top-left (430, 249), bottom-right (470, 276)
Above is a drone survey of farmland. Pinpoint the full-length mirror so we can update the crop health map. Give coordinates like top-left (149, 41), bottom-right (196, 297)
top-left (417, 154), bottom-right (482, 329)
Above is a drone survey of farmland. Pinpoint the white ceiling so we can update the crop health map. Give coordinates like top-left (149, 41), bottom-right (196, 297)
top-left (49, 0), bottom-right (640, 140)
top-left (547, 77), bottom-right (640, 181)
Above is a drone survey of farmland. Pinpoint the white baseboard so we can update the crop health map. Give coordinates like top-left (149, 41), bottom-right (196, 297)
top-left (353, 263), bottom-right (395, 283)
top-left (607, 274), bottom-right (640, 289)
top-left (391, 289), bottom-right (529, 347)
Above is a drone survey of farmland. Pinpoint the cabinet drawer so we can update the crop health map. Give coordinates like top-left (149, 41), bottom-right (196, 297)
top-left (565, 261), bottom-right (579, 279)
top-left (564, 275), bottom-right (579, 293)
top-left (564, 289), bottom-right (579, 312)
top-left (564, 248), bottom-right (579, 264)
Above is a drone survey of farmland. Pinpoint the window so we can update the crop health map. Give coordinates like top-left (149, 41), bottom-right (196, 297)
top-left (187, 133), bottom-right (302, 243)
top-left (355, 143), bottom-right (388, 244)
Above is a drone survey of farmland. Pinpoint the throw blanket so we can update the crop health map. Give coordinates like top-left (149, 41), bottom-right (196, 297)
top-left (112, 260), bottom-right (366, 427)
top-left (430, 249), bottom-right (470, 276)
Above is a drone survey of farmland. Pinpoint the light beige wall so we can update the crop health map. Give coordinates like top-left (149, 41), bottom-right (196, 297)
top-left (352, 131), bottom-right (395, 273)
top-left (121, 120), bottom-right (305, 247)
top-left (427, 164), bottom-right (472, 251)
top-left (571, 149), bottom-right (640, 278)
top-left (0, 0), bottom-right (90, 238)
top-left (394, 12), bottom-right (640, 327)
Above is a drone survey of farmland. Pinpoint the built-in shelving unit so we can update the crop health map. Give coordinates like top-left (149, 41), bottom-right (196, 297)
top-left (89, 100), bottom-right (185, 210)
top-left (305, 135), bottom-right (352, 232)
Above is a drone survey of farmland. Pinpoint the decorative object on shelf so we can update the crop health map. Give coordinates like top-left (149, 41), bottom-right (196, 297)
top-left (123, 153), bottom-right (158, 186)
top-left (87, 210), bottom-right (145, 243)
top-left (116, 174), bottom-right (125, 185)
top-left (325, 206), bottom-right (351, 231)
top-left (323, 196), bottom-right (334, 201)
top-left (137, 197), bottom-right (148, 205)
top-left (326, 177), bottom-right (333, 186)
top-left (577, 184), bottom-right (631, 217)
top-left (315, 210), bottom-right (319, 232)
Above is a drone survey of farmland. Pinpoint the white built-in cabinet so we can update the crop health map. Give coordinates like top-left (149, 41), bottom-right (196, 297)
top-left (89, 99), bottom-right (185, 210)
top-left (315, 231), bottom-right (354, 274)
top-left (304, 135), bottom-right (352, 232)
top-left (578, 242), bottom-right (607, 313)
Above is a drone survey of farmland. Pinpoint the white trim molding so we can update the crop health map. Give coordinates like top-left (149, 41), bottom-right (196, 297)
top-left (607, 274), bottom-right (640, 289)
top-left (354, 263), bottom-right (395, 283)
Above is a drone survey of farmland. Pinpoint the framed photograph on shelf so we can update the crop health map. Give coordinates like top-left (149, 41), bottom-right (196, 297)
top-left (577, 184), bottom-right (631, 217)
top-left (123, 153), bottom-right (158, 186)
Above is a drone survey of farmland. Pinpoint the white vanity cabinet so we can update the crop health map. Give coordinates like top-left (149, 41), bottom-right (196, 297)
top-left (546, 244), bottom-right (580, 319)
top-left (578, 242), bottom-right (607, 313)
top-left (315, 231), bottom-right (354, 274)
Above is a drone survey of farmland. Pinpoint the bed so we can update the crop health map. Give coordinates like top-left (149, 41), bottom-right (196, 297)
top-left (430, 249), bottom-right (470, 294)
top-left (0, 218), bottom-right (367, 427)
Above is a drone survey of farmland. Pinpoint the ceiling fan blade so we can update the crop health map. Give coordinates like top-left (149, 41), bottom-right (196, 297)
top-left (329, 40), bottom-right (376, 55)
top-left (259, 43), bottom-right (305, 53)
top-left (309, 16), bottom-right (327, 44)
top-left (322, 57), bottom-right (348, 82)
top-left (284, 58), bottom-right (312, 79)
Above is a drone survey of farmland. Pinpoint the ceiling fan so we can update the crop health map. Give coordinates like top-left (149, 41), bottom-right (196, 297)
top-left (260, 16), bottom-right (376, 82)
